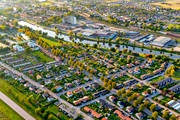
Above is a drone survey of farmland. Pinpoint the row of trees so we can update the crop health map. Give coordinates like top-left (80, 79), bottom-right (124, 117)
top-left (116, 88), bottom-right (177, 120)
top-left (165, 65), bottom-right (175, 77)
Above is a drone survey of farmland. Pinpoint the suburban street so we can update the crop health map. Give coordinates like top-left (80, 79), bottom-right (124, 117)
top-left (105, 99), bottom-right (138, 120)
top-left (148, 98), bottom-right (180, 117)
top-left (56, 80), bottom-right (94, 96)
top-left (78, 93), bottom-right (112, 108)
top-left (0, 39), bottom-right (178, 120)
top-left (0, 0), bottom-right (179, 120)
top-left (0, 91), bottom-right (35, 120)
top-left (0, 62), bottom-right (94, 120)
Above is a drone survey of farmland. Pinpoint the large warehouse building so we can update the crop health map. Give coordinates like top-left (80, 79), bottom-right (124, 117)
top-left (151, 36), bottom-right (176, 48)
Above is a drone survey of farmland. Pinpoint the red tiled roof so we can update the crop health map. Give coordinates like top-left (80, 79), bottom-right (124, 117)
top-left (84, 106), bottom-right (91, 112)
top-left (73, 88), bottom-right (83, 93)
top-left (101, 118), bottom-right (108, 120)
top-left (73, 96), bottom-right (90, 105)
top-left (91, 110), bottom-right (102, 118)
top-left (114, 110), bottom-right (132, 120)
top-left (84, 106), bottom-right (102, 118)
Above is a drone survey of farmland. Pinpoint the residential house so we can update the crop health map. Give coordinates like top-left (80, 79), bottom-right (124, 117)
top-left (169, 84), bottom-right (180, 94)
top-left (91, 83), bottom-right (100, 89)
top-left (36, 75), bottom-right (42, 80)
top-left (13, 45), bottom-right (24, 52)
top-left (84, 76), bottom-right (89, 81)
top-left (101, 118), bottom-right (108, 120)
top-left (42, 93), bottom-right (49, 98)
top-left (156, 77), bottom-right (174, 88)
top-left (140, 73), bottom-right (152, 80)
top-left (22, 63), bottom-right (43, 71)
top-left (116, 84), bottom-right (124, 89)
top-left (128, 69), bottom-right (133, 74)
top-left (142, 91), bottom-right (149, 97)
top-left (153, 68), bottom-right (164, 75)
top-left (47, 96), bottom-right (54, 102)
top-left (114, 110), bottom-right (131, 120)
top-left (172, 102), bottom-right (180, 112)
top-left (83, 106), bottom-right (102, 119)
top-left (134, 67), bottom-right (140, 74)
top-left (73, 88), bottom-right (83, 94)
top-left (167, 100), bottom-right (176, 106)
top-left (84, 85), bottom-right (92, 91)
top-left (124, 80), bottom-right (137, 86)
top-left (13, 61), bottom-right (31, 68)
top-left (65, 83), bottom-right (73, 88)
top-left (73, 96), bottom-right (89, 105)
top-left (73, 79), bottom-right (81, 85)
top-left (134, 61), bottom-right (140, 65)
top-left (7, 58), bottom-right (25, 64)
top-left (131, 84), bottom-right (138, 90)
top-left (136, 113), bottom-right (144, 120)
top-left (98, 99), bottom-right (115, 111)
top-left (109, 96), bottom-right (117, 103)
top-left (55, 86), bottom-right (63, 92)
top-left (67, 91), bottom-right (73, 98)
top-left (126, 106), bottom-right (134, 114)
top-left (127, 63), bottom-right (134, 68)
top-left (117, 101), bottom-right (125, 108)
top-left (140, 65), bottom-right (148, 69)
top-left (54, 101), bottom-right (61, 106)
top-left (161, 62), bottom-right (167, 68)
top-left (93, 90), bottom-right (109, 98)
top-left (27, 42), bottom-right (37, 47)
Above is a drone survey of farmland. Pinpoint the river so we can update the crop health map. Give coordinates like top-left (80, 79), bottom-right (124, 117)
top-left (18, 21), bottom-right (180, 59)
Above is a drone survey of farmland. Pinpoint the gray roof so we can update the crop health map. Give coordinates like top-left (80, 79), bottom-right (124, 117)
top-left (151, 36), bottom-right (171, 47)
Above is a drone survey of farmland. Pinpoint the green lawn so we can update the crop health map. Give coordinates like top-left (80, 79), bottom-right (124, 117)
top-left (172, 69), bottom-right (180, 81)
top-left (150, 76), bottom-right (165, 84)
top-left (0, 99), bottom-right (24, 120)
top-left (47, 105), bottom-right (70, 120)
top-left (32, 51), bottom-right (54, 63)
top-left (0, 78), bottom-right (42, 120)
top-left (40, 37), bottom-right (61, 46)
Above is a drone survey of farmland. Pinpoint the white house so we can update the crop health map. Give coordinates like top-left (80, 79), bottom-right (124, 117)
top-left (27, 42), bottom-right (37, 47)
top-left (13, 45), bottom-right (24, 52)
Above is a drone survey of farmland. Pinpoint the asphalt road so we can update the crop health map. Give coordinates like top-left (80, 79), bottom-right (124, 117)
top-left (0, 62), bottom-right (93, 120)
top-left (0, 91), bottom-right (35, 120)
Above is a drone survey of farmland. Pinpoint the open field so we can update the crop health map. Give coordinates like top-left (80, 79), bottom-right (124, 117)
top-left (151, 0), bottom-right (180, 10)
top-left (40, 1), bottom-right (53, 6)
top-left (39, 37), bottom-right (61, 46)
top-left (0, 99), bottom-right (24, 120)
top-left (0, 78), bottom-right (42, 120)
top-left (0, 77), bottom-right (70, 120)
top-left (172, 69), bottom-right (180, 81)
top-left (31, 50), bottom-right (54, 63)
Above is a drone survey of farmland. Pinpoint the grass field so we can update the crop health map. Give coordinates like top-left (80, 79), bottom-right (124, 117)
top-left (151, 0), bottom-right (180, 10)
top-left (40, 1), bottom-right (53, 6)
top-left (0, 78), bottom-right (70, 120)
top-left (32, 51), bottom-right (54, 63)
top-left (47, 105), bottom-right (70, 120)
top-left (40, 37), bottom-right (61, 46)
top-left (150, 76), bottom-right (165, 84)
top-left (0, 78), bottom-right (42, 120)
top-left (172, 69), bottom-right (180, 81)
top-left (0, 99), bottom-right (24, 120)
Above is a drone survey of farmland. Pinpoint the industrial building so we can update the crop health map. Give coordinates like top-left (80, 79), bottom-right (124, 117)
top-left (62, 16), bottom-right (77, 25)
top-left (151, 36), bottom-right (176, 48)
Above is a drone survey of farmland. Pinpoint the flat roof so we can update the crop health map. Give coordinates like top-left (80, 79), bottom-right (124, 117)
top-left (151, 36), bottom-right (172, 47)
